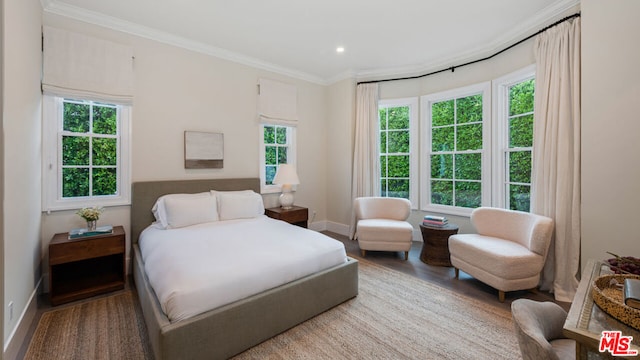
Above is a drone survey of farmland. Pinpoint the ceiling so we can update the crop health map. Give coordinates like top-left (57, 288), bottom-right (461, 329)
top-left (41, 0), bottom-right (579, 85)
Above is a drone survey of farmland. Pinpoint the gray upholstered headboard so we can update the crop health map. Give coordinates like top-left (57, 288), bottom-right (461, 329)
top-left (130, 178), bottom-right (261, 244)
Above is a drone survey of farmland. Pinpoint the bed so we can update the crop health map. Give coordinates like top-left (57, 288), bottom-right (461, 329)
top-left (131, 178), bottom-right (359, 360)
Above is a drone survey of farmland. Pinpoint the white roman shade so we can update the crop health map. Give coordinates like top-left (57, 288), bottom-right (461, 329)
top-left (42, 26), bottom-right (134, 104)
top-left (258, 78), bottom-right (298, 126)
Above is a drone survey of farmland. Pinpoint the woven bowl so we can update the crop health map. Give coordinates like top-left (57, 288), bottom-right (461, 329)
top-left (592, 274), bottom-right (640, 331)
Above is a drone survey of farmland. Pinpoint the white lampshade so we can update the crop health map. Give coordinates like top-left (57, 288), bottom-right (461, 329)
top-left (273, 164), bottom-right (300, 186)
top-left (273, 164), bottom-right (300, 209)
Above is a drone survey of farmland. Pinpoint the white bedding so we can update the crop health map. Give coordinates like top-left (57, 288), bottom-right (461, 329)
top-left (139, 215), bottom-right (348, 322)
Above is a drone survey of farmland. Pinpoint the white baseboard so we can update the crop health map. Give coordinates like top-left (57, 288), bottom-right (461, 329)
top-left (4, 277), bottom-right (42, 360)
top-left (309, 220), bottom-right (350, 237)
top-left (325, 221), bottom-right (350, 237)
top-left (307, 220), bottom-right (326, 232)
top-left (413, 228), bottom-right (423, 242)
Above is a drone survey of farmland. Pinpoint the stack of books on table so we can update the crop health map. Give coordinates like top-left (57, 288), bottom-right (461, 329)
top-left (68, 225), bottom-right (113, 239)
top-left (423, 215), bottom-right (448, 227)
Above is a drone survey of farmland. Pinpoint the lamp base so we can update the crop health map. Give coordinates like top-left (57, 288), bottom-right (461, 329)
top-left (279, 191), bottom-right (295, 209)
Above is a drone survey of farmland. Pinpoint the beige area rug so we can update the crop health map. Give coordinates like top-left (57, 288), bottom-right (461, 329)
top-left (25, 259), bottom-right (520, 360)
top-left (24, 291), bottom-right (153, 360)
top-left (235, 259), bottom-right (520, 359)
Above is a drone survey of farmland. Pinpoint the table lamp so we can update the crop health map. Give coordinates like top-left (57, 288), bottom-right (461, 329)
top-left (273, 164), bottom-right (300, 209)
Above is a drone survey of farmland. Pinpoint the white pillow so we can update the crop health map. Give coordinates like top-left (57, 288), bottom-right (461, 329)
top-left (164, 194), bottom-right (218, 229)
top-left (210, 190), bottom-right (255, 215)
top-left (151, 192), bottom-right (213, 229)
top-left (210, 190), bottom-right (254, 200)
top-left (217, 191), bottom-right (265, 220)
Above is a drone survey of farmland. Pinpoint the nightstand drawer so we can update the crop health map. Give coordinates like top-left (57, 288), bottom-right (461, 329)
top-left (282, 209), bottom-right (308, 223)
top-left (265, 206), bottom-right (309, 228)
top-left (49, 236), bottom-right (124, 265)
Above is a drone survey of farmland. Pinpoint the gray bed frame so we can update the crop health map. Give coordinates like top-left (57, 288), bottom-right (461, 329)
top-left (131, 178), bottom-right (359, 359)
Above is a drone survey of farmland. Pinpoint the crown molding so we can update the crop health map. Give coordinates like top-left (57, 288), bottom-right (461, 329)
top-left (41, 0), bottom-right (329, 85)
top-left (353, 0), bottom-right (580, 83)
top-left (42, 0), bottom-right (579, 87)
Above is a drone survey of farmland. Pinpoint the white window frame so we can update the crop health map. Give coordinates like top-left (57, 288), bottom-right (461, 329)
top-left (420, 82), bottom-right (492, 216)
top-left (259, 124), bottom-right (297, 194)
top-left (42, 95), bottom-right (131, 211)
top-left (378, 97), bottom-right (419, 207)
top-left (492, 64), bottom-right (536, 210)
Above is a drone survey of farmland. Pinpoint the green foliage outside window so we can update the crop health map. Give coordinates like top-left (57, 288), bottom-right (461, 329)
top-left (430, 94), bottom-right (483, 208)
top-left (427, 80), bottom-right (534, 211)
top-left (61, 100), bottom-right (118, 198)
top-left (510, 79), bottom-right (535, 116)
top-left (507, 78), bottom-right (534, 211)
top-left (264, 125), bottom-right (289, 185)
top-left (456, 95), bottom-right (483, 123)
top-left (379, 78), bottom-right (534, 211)
top-left (379, 106), bottom-right (411, 199)
top-left (432, 100), bottom-right (454, 126)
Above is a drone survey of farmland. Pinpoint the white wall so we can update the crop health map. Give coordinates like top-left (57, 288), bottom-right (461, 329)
top-left (3, 0), bottom-right (42, 350)
top-left (581, 0), bottom-right (640, 265)
top-left (40, 13), bottom-right (329, 272)
top-left (325, 78), bottom-right (355, 234)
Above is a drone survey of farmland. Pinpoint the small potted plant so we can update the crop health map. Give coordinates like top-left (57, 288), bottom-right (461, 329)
top-left (76, 206), bottom-right (104, 231)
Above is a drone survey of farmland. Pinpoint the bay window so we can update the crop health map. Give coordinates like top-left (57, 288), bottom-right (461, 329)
top-left (378, 98), bottom-right (418, 205)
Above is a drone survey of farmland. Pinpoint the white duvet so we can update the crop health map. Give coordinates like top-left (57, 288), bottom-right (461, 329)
top-left (139, 215), bottom-right (348, 322)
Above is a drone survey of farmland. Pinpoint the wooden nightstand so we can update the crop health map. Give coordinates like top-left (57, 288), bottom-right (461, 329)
top-left (49, 226), bottom-right (126, 306)
top-left (265, 206), bottom-right (308, 228)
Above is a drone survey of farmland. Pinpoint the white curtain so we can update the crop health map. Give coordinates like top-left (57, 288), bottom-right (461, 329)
top-left (42, 26), bottom-right (134, 104)
top-left (532, 18), bottom-right (581, 302)
top-left (350, 83), bottom-right (380, 239)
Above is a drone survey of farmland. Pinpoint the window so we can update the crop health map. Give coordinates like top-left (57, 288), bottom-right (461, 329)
top-left (43, 96), bottom-right (131, 211)
top-left (493, 65), bottom-right (535, 212)
top-left (378, 98), bottom-right (418, 205)
top-left (259, 124), bottom-right (296, 193)
top-left (421, 82), bottom-right (491, 215)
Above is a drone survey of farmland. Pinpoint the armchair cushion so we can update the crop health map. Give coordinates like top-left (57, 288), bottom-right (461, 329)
top-left (448, 235), bottom-right (545, 280)
top-left (357, 219), bottom-right (413, 244)
top-left (354, 197), bottom-right (413, 258)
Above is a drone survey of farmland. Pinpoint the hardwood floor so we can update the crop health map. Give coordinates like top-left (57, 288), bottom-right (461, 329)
top-left (325, 231), bottom-right (571, 312)
top-left (17, 230), bottom-right (569, 359)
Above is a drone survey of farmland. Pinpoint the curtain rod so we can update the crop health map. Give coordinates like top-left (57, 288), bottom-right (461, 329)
top-left (357, 12), bottom-right (581, 85)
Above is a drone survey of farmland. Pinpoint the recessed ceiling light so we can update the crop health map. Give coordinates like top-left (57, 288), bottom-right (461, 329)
top-left (336, 47), bottom-right (345, 53)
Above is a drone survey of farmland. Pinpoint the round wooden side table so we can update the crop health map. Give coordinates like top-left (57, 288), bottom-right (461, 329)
top-left (419, 223), bottom-right (459, 266)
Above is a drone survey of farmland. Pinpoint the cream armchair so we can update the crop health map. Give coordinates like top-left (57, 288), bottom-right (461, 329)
top-left (448, 207), bottom-right (554, 302)
top-left (353, 197), bottom-right (413, 260)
